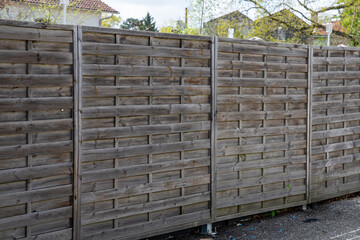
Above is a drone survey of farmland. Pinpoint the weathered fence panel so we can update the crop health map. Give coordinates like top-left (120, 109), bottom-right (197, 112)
top-left (0, 21), bottom-right (75, 239)
top-left (311, 46), bottom-right (360, 202)
top-left (1, 19), bottom-right (360, 240)
top-left (79, 27), bottom-right (214, 240)
top-left (215, 38), bottom-right (309, 221)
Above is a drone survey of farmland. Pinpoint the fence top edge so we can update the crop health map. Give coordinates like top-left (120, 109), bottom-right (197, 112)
top-left (217, 37), bottom-right (309, 49)
top-left (81, 26), bottom-right (213, 41)
top-left (0, 19), bottom-right (75, 31)
top-left (312, 45), bottom-right (360, 51)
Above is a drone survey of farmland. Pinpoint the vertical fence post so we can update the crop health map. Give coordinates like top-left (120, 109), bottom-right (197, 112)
top-left (210, 36), bottom-right (218, 223)
top-left (306, 46), bottom-right (313, 205)
top-left (73, 25), bottom-right (83, 240)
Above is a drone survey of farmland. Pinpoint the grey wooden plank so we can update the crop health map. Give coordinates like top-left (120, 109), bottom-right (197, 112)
top-left (0, 162), bottom-right (72, 184)
top-left (218, 60), bottom-right (307, 72)
top-left (312, 139), bottom-right (360, 155)
top-left (312, 99), bottom-right (360, 110)
top-left (81, 192), bottom-right (210, 225)
top-left (0, 25), bottom-right (73, 42)
top-left (312, 112), bottom-right (360, 125)
top-left (217, 95), bottom-right (307, 104)
top-left (0, 74), bottom-right (73, 87)
top-left (312, 71), bottom-right (360, 79)
top-left (313, 57), bottom-right (360, 65)
top-left (82, 104), bottom-right (211, 118)
top-left (217, 170), bottom-right (306, 191)
top-left (82, 64), bottom-right (211, 77)
top-left (307, 45), bottom-right (313, 204)
top-left (0, 50), bottom-right (73, 64)
top-left (311, 153), bottom-right (360, 169)
top-left (217, 78), bottom-right (307, 87)
top-left (81, 175), bottom-right (210, 204)
top-left (82, 121), bottom-right (210, 140)
top-left (0, 185), bottom-right (72, 208)
top-left (312, 126), bottom-right (360, 139)
top-left (0, 97), bottom-right (73, 111)
top-left (0, 206), bottom-right (72, 231)
top-left (0, 141), bottom-right (73, 160)
top-left (82, 42), bottom-right (211, 59)
top-left (217, 125), bottom-right (306, 139)
top-left (0, 119), bottom-right (73, 135)
top-left (82, 139), bottom-right (210, 162)
top-left (82, 156), bottom-right (210, 183)
top-left (217, 110), bottom-right (306, 121)
top-left (218, 140), bottom-right (307, 156)
top-left (82, 85), bottom-right (211, 97)
top-left (17, 228), bottom-right (72, 240)
top-left (217, 155), bottom-right (306, 172)
top-left (217, 185), bottom-right (306, 209)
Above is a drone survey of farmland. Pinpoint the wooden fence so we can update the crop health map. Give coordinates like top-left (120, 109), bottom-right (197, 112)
top-left (1, 20), bottom-right (360, 239)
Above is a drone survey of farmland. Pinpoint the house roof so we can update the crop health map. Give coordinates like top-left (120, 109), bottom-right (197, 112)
top-left (315, 21), bottom-right (345, 35)
top-left (256, 9), bottom-right (308, 26)
top-left (9, 0), bottom-right (119, 13)
top-left (206, 10), bottom-right (253, 24)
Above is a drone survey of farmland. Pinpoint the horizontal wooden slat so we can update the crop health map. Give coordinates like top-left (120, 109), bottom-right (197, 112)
top-left (314, 57), bottom-right (360, 65)
top-left (217, 78), bottom-right (307, 87)
top-left (82, 192), bottom-right (210, 225)
top-left (82, 64), bottom-right (211, 77)
top-left (0, 119), bottom-right (73, 135)
top-left (313, 86), bottom-right (360, 94)
top-left (217, 185), bottom-right (306, 208)
top-left (218, 60), bottom-right (307, 72)
top-left (82, 139), bottom-right (210, 162)
top-left (217, 110), bottom-right (306, 121)
top-left (0, 50), bottom-right (73, 64)
top-left (312, 126), bottom-right (360, 139)
top-left (18, 228), bottom-right (73, 240)
top-left (0, 185), bottom-right (72, 208)
top-left (82, 121), bottom-right (210, 140)
top-left (312, 167), bottom-right (360, 183)
top-left (0, 206), bottom-right (72, 231)
top-left (82, 156), bottom-right (209, 183)
top-left (218, 140), bottom-right (306, 156)
top-left (0, 25), bottom-right (73, 42)
top-left (217, 95), bottom-right (307, 104)
top-left (0, 140), bottom-right (73, 160)
top-left (217, 171), bottom-right (306, 191)
top-left (0, 162), bottom-right (72, 183)
top-left (83, 209), bottom-right (210, 240)
top-left (0, 97), bottom-right (73, 111)
top-left (311, 153), bottom-right (360, 169)
top-left (217, 125), bottom-right (306, 139)
top-left (312, 112), bottom-right (360, 125)
top-left (82, 104), bottom-right (210, 118)
top-left (312, 139), bottom-right (360, 155)
top-left (217, 155), bottom-right (306, 172)
top-left (82, 85), bottom-right (211, 97)
top-left (312, 71), bottom-right (360, 79)
top-left (0, 74), bottom-right (73, 87)
top-left (217, 42), bottom-right (308, 57)
top-left (82, 42), bottom-right (211, 59)
top-left (312, 99), bottom-right (360, 110)
top-left (81, 175), bottom-right (210, 204)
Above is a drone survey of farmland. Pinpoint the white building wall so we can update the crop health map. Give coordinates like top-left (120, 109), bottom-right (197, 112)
top-left (0, 3), bottom-right (102, 26)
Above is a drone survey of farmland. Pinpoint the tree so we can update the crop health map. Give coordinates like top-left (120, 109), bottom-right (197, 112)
top-left (238, 0), bottom-right (360, 45)
top-left (101, 13), bottom-right (121, 28)
top-left (160, 20), bottom-right (200, 35)
top-left (140, 12), bottom-right (158, 32)
top-left (121, 13), bottom-right (158, 32)
top-left (339, 0), bottom-right (360, 45)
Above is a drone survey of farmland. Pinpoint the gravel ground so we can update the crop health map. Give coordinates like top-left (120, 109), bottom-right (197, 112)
top-left (150, 194), bottom-right (360, 240)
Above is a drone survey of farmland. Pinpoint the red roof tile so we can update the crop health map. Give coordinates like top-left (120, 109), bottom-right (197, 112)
top-left (316, 21), bottom-right (345, 35)
top-left (10, 0), bottom-right (118, 13)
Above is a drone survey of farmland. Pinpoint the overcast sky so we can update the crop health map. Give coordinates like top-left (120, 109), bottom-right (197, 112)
top-left (101, 0), bottom-right (190, 27)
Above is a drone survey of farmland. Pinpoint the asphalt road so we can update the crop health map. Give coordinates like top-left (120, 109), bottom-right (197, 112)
top-left (151, 194), bottom-right (360, 240)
